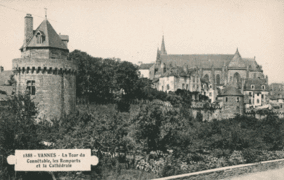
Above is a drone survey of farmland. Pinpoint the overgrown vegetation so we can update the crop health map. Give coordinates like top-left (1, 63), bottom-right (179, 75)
top-left (1, 50), bottom-right (284, 180)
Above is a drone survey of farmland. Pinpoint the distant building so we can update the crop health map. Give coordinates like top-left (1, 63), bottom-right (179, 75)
top-left (140, 36), bottom-right (267, 103)
top-left (243, 78), bottom-right (269, 108)
top-left (0, 67), bottom-right (14, 104)
top-left (269, 83), bottom-right (284, 103)
top-left (138, 63), bottom-right (154, 78)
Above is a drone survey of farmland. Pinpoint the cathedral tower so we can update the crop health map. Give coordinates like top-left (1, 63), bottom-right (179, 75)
top-left (13, 14), bottom-right (77, 120)
top-left (160, 35), bottom-right (167, 55)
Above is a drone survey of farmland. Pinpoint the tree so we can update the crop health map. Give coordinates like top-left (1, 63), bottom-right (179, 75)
top-left (0, 95), bottom-right (43, 179)
top-left (115, 61), bottom-right (140, 99)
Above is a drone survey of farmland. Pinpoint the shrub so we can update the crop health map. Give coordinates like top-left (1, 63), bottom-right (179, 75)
top-left (228, 151), bottom-right (246, 165)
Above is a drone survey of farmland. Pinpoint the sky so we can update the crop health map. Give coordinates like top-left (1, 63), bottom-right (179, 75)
top-left (0, 0), bottom-right (284, 83)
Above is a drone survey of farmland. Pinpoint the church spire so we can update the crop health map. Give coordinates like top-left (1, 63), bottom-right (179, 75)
top-left (160, 35), bottom-right (167, 55)
top-left (156, 47), bottom-right (161, 64)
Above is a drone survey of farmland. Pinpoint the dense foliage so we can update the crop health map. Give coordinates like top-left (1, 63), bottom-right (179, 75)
top-left (69, 50), bottom-right (145, 103)
top-left (1, 50), bottom-right (284, 179)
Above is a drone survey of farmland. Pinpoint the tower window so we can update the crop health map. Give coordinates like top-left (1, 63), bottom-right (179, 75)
top-left (236, 97), bottom-right (239, 102)
top-left (167, 84), bottom-right (170, 90)
top-left (251, 85), bottom-right (255, 90)
top-left (26, 80), bottom-right (36, 95)
top-left (226, 97), bottom-right (228, 102)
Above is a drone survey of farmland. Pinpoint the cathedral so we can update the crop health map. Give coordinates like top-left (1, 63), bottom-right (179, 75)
top-left (140, 36), bottom-right (269, 105)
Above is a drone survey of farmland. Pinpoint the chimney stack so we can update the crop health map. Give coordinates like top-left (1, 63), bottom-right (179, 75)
top-left (24, 14), bottom-right (33, 47)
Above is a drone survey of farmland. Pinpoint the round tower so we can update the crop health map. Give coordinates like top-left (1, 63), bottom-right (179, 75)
top-left (220, 86), bottom-right (244, 119)
top-left (13, 14), bottom-right (77, 120)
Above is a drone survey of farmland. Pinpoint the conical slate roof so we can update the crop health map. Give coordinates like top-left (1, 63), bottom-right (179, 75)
top-left (228, 48), bottom-right (246, 68)
top-left (21, 19), bottom-right (68, 50)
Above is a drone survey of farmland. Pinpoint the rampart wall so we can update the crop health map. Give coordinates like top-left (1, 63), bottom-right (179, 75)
top-left (12, 58), bottom-right (77, 120)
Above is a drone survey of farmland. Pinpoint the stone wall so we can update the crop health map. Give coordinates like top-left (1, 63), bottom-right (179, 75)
top-left (227, 70), bottom-right (246, 82)
top-left (221, 96), bottom-right (244, 119)
top-left (21, 48), bottom-right (68, 60)
top-left (13, 57), bottom-right (77, 120)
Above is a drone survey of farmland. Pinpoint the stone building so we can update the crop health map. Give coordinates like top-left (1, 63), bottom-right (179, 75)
top-left (138, 63), bottom-right (154, 78)
top-left (269, 83), bottom-right (284, 102)
top-left (219, 86), bottom-right (244, 119)
top-left (156, 65), bottom-right (201, 100)
top-left (140, 36), bottom-right (267, 103)
top-left (12, 14), bottom-right (77, 120)
top-left (242, 78), bottom-right (269, 108)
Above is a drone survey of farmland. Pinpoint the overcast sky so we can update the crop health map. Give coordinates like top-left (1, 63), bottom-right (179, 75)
top-left (0, 0), bottom-right (284, 83)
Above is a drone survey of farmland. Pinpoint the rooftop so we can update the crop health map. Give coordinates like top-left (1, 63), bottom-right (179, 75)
top-left (221, 86), bottom-right (243, 96)
top-left (139, 63), bottom-right (154, 70)
top-left (21, 19), bottom-right (68, 51)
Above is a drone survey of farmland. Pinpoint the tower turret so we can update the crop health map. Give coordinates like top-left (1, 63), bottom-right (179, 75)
top-left (13, 14), bottom-right (77, 120)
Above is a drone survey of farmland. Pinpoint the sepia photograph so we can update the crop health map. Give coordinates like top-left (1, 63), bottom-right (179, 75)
top-left (0, 0), bottom-right (284, 179)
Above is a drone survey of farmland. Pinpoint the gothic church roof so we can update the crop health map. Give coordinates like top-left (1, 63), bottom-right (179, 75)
top-left (21, 19), bottom-right (68, 51)
top-left (228, 48), bottom-right (246, 68)
top-left (156, 37), bottom-right (261, 71)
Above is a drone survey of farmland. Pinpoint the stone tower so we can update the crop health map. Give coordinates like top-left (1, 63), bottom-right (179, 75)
top-left (12, 14), bottom-right (77, 120)
top-left (220, 86), bottom-right (244, 119)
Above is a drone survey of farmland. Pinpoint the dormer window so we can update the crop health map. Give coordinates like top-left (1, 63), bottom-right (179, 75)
top-left (36, 31), bottom-right (45, 44)
top-left (251, 85), bottom-right (255, 90)
top-left (262, 85), bottom-right (265, 90)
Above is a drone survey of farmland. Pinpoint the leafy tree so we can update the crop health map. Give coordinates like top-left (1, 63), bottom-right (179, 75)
top-left (115, 61), bottom-right (140, 99)
top-left (0, 95), bottom-right (43, 179)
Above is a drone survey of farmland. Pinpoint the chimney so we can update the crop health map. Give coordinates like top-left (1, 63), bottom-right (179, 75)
top-left (24, 14), bottom-right (33, 47)
top-left (59, 34), bottom-right (69, 48)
